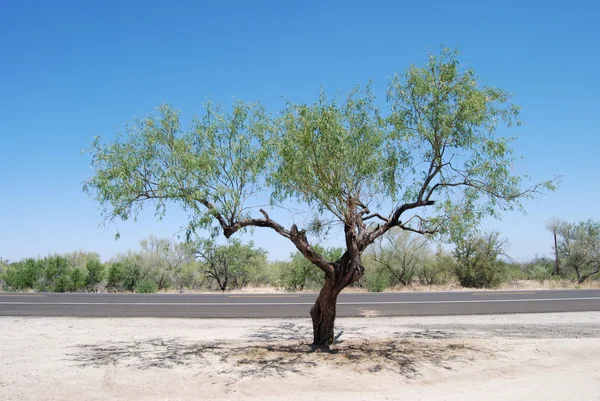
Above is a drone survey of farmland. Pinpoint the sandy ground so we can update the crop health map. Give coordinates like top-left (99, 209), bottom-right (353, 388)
top-left (1, 313), bottom-right (599, 400)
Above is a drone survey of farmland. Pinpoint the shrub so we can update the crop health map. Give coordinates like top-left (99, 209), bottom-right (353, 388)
top-left (134, 279), bottom-right (158, 293)
top-left (280, 246), bottom-right (340, 291)
top-left (38, 256), bottom-right (73, 292)
top-left (364, 266), bottom-right (391, 292)
top-left (418, 250), bottom-right (454, 286)
top-left (106, 262), bottom-right (125, 290)
top-left (3, 258), bottom-right (41, 290)
top-left (85, 259), bottom-right (105, 288)
top-left (453, 231), bottom-right (507, 289)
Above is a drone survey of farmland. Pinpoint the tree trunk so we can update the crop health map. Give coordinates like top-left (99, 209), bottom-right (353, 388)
top-left (578, 267), bottom-right (600, 284)
top-left (310, 258), bottom-right (365, 349)
top-left (310, 279), bottom-right (343, 348)
top-left (553, 230), bottom-right (560, 275)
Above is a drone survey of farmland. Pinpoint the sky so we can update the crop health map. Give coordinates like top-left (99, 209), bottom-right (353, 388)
top-left (0, 0), bottom-right (598, 263)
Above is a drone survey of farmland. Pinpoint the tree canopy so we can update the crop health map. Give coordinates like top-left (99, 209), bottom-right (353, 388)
top-left (84, 48), bottom-right (556, 346)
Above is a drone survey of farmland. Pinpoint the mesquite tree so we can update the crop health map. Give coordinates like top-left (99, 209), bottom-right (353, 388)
top-left (84, 49), bottom-right (555, 347)
top-left (557, 219), bottom-right (600, 283)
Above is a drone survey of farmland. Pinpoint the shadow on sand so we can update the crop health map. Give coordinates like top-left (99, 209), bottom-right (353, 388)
top-left (69, 331), bottom-right (483, 379)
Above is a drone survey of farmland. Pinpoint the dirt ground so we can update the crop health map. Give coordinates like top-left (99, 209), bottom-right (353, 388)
top-left (1, 313), bottom-right (599, 400)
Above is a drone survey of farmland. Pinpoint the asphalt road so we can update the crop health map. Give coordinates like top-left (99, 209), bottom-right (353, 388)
top-left (1, 289), bottom-right (599, 318)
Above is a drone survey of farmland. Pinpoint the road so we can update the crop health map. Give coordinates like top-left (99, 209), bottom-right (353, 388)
top-left (1, 289), bottom-right (599, 318)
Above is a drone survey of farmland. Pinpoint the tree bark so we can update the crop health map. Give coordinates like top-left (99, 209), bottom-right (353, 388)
top-left (552, 229), bottom-right (560, 275)
top-left (310, 257), bottom-right (365, 349)
top-left (310, 279), bottom-right (342, 348)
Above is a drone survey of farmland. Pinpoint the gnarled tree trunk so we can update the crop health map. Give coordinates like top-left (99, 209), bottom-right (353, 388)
top-left (310, 256), bottom-right (364, 348)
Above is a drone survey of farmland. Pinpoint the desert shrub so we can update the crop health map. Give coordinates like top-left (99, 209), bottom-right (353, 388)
top-left (3, 258), bottom-right (41, 290)
top-left (503, 262), bottom-right (526, 282)
top-left (528, 263), bottom-right (554, 282)
top-left (522, 257), bottom-right (554, 282)
top-left (106, 262), bottom-right (124, 290)
top-left (120, 261), bottom-right (142, 291)
top-left (134, 279), bottom-right (158, 293)
top-left (197, 239), bottom-right (266, 291)
top-left (260, 260), bottom-right (287, 288)
top-left (367, 230), bottom-right (430, 286)
top-left (453, 231), bottom-right (507, 289)
top-left (106, 260), bottom-right (142, 291)
top-left (172, 261), bottom-right (204, 290)
top-left (37, 256), bottom-right (71, 292)
top-left (557, 220), bottom-right (600, 283)
top-left (280, 246), bottom-right (340, 291)
top-left (418, 249), bottom-right (455, 285)
top-left (280, 257), bottom-right (325, 291)
top-left (363, 265), bottom-right (391, 292)
top-left (85, 259), bottom-right (105, 288)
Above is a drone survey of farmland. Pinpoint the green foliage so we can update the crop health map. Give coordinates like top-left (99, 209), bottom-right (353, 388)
top-left (197, 239), bottom-right (266, 291)
top-left (503, 262), bottom-right (526, 282)
top-left (83, 102), bottom-right (271, 237)
top-left (173, 261), bottom-right (204, 290)
top-left (85, 259), bottom-right (105, 288)
top-left (106, 259), bottom-right (142, 292)
top-left (273, 86), bottom-right (388, 219)
top-left (120, 261), bottom-right (142, 291)
top-left (280, 246), bottom-right (341, 291)
top-left (557, 219), bottom-right (600, 283)
top-left (522, 256), bottom-right (554, 282)
top-left (3, 259), bottom-right (41, 290)
top-left (34, 255), bottom-right (88, 292)
top-left (366, 230), bottom-right (429, 286)
top-left (107, 262), bottom-right (124, 290)
top-left (84, 48), bottom-right (555, 287)
top-left (453, 231), bottom-right (507, 288)
top-left (134, 279), bottom-right (158, 293)
top-left (363, 265), bottom-right (391, 292)
top-left (418, 248), bottom-right (455, 286)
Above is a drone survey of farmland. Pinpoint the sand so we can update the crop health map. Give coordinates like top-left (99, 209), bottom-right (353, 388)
top-left (1, 312), bottom-right (599, 400)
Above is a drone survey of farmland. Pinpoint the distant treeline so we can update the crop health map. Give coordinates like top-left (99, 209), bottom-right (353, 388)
top-left (1, 220), bottom-right (598, 293)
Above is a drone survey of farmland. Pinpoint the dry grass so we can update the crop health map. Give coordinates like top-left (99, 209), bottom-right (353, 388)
top-left (160, 280), bottom-right (600, 295)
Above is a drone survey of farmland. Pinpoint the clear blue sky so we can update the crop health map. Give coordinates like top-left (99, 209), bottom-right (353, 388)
top-left (1, 0), bottom-right (598, 262)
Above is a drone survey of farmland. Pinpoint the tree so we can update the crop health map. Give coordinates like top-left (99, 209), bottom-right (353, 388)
top-left (84, 48), bottom-right (555, 347)
top-left (557, 220), bottom-right (600, 283)
top-left (453, 230), bottom-right (508, 288)
top-left (196, 239), bottom-right (266, 291)
top-left (546, 218), bottom-right (562, 275)
top-left (368, 229), bottom-right (430, 286)
top-left (138, 236), bottom-right (196, 290)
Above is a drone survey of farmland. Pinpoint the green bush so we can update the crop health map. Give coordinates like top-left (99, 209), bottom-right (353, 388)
top-left (85, 259), bottom-right (105, 288)
top-left (454, 257), bottom-right (505, 289)
top-left (134, 279), bottom-right (158, 293)
top-left (280, 246), bottom-right (339, 291)
top-left (364, 266), bottom-right (391, 292)
top-left (106, 261), bottom-right (142, 291)
top-left (453, 232), bottom-right (507, 289)
top-left (106, 262), bottom-right (124, 290)
top-left (519, 256), bottom-right (554, 282)
top-left (38, 256), bottom-right (72, 292)
top-left (173, 262), bottom-right (204, 290)
top-left (418, 251), bottom-right (454, 285)
top-left (3, 258), bottom-right (41, 290)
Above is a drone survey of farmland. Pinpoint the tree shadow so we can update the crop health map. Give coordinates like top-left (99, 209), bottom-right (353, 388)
top-left (247, 321), bottom-right (312, 342)
top-left (68, 335), bottom-right (484, 380)
top-left (247, 321), bottom-right (369, 343)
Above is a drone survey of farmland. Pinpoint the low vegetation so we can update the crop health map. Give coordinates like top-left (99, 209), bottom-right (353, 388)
top-left (2, 218), bottom-right (598, 293)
